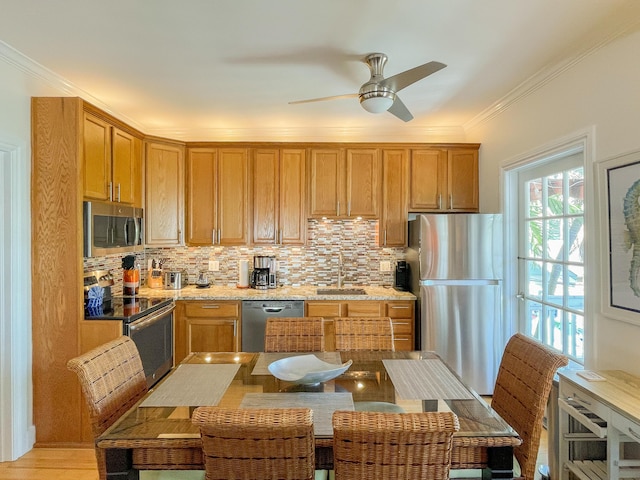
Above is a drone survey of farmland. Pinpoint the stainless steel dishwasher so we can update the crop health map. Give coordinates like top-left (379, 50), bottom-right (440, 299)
top-left (241, 300), bottom-right (305, 351)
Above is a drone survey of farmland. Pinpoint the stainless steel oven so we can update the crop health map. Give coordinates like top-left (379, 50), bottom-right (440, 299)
top-left (84, 276), bottom-right (175, 388)
top-left (124, 301), bottom-right (175, 388)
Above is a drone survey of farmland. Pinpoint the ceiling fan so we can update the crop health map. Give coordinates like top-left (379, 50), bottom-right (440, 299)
top-left (289, 53), bottom-right (446, 122)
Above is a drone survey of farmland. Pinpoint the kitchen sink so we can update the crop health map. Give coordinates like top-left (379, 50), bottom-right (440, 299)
top-left (316, 288), bottom-right (367, 295)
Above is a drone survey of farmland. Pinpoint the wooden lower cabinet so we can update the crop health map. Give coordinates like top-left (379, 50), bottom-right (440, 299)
top-left (305, 299), bottom-right (415, 351)
top-left (386, 301), bottom-right (416, 351)
top-left (175, 300), bottom-right (241, 363)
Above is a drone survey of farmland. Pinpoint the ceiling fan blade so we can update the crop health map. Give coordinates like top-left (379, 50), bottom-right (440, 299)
top-left (289, 93), bottom-right (358, 105)
top-left (380, 61), bottom-right (447, 93)
top-left (387, 96), bottom-right (413, 122)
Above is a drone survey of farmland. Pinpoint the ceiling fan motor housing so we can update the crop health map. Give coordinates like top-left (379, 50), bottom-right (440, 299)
top-left (359, 53), bottom-right (396, 113)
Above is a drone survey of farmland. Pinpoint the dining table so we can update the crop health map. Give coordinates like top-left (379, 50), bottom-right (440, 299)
top-left (97, 350), bottom-right (521, 479)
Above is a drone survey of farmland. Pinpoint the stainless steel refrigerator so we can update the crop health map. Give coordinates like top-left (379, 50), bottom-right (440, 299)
top-left (407, 213), bottom-right (505, 395)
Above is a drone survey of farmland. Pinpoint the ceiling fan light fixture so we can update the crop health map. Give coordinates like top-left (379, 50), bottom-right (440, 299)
top-left (359, 93), bottom-right (395, 113)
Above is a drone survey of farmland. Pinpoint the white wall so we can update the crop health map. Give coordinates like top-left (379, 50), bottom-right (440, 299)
top-left (467, 29), bottom-right (640, 373)
top-left (0, 45), bottom-right (63, 460)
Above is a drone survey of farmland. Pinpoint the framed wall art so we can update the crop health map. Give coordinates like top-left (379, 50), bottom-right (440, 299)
top-left (598, 149), bottom-right (640, 324)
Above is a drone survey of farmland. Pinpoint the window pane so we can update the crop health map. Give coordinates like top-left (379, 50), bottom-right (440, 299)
top-left (528, 179), bottom-right (543, 217)
top-left (526, 261), bottom-right (543, 299)
top-left (518, 151), bottom-right (584, 363)
top-left (567, 217), bottom-right (584, 263)
top-left (546, 173), bottom-right (564, 217)
top-left (545, 219), bottom-right (563, 260)
top-left (527, 220), bottom-right (543, 258)
top-left (568, 167), bottom-right (584, 213)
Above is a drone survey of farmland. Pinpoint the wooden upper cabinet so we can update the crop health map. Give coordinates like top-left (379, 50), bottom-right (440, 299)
top-left (83, 113), bottom-right (111, 201)
top-left (82, 112), bottom-right (141, 206)
top-left (218, 148), bottom-right (249, 245)
top-left (346, 148), bottom-right (380, 218)
top-left (308, 147), bottom-right (380, 218)
top-left (409, 146), bottom-right (479, 212)
top-left (380, 149), bottom-right (409, 247)
top-left (186, 148), bottom-right (217, 245)
top-left (308, 148), bottom-right (343, 217)
top-left (409, 148), bottom-right (446, 211)
top-left (186, 147), bottom-right (249, 246)
top-left (145, 141), bottom-right (184, 246)
top-left (447, 148), bottom-right (479, 211)
top-left (252, 148), bottom-right (306, 245)
top-left (111, 128), bottom-right (136, 205)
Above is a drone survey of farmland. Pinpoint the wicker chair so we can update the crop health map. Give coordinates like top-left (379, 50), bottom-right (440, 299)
top-left (66, 336), bottom-right (148, 480)
top-left (332, 410), bottom-right (459, 480)
top-left (192, 407), bottom-right (315, 480)
top-left (333, 317), bottom-right (395, 351)
top-left (491, 333), bottom-right (569, 480)
top-left (264, 317), bottom-right (325, 352)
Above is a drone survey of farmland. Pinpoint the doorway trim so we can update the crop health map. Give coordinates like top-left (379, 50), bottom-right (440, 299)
top-left (0, 139), bottom-right (34, 460)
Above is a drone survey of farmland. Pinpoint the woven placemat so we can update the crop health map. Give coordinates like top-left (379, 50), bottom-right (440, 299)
top-left (140, 364), bottom-right (240, 407)
top-left (240, 392), bottom-right (354, 436)
top-left (383, 359), bottom-right (474, 400)
top-left (252, 352), bottom-right (343, 376)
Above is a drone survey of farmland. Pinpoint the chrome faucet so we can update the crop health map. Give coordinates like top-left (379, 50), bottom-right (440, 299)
top-left (337, 253), bottom-right (344, 288)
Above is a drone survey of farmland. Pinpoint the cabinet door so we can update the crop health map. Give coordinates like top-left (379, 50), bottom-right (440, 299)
top-left (280, 149), bottom-right (306, 244)
top-left (145, 142), bottom-right (184, 246)
top-left (83, 113), bottom-right (111, 201)
top-left (186, 318), bottom-right (239, 353)
top-left (186, 148), bottom-right (217, 245)
top-left (308, 149), bottom-right (343, 217)
top-left (409, 149), bottom-right (447, 211)
top-left (380, 149), bottom-right (408, 246)
top-left (112, 128), bottom-right (135, 204)
top-left (218, 148), bottom-right (249, 245)
top-left (252, 149), bottom-right (279, 245)
top-left (346, 149), bottom-right (380, 218)
top-left (448, 148), bottom-right (479, 211)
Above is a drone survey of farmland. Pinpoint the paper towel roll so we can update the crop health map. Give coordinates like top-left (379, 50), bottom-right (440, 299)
top-left (238, 260), bottom-right (250, 288)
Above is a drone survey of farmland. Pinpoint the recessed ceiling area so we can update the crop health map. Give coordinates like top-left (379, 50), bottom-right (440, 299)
top-left (1, 0), bottom-right (640, 142)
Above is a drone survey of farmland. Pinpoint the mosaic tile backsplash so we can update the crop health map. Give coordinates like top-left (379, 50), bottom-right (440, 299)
top-left (84, 219), bottom-right (406, 294)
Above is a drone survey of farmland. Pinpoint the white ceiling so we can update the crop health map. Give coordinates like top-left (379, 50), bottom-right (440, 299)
top-left (2, 0), bottom-right (640, 142)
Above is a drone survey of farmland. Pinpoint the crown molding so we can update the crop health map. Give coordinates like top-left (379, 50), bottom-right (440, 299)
top-left (0, 40), bottom-right (146, 131)
top-left (464, 18), bottom-right (640, 132)
top-left (143, 125), bottom-right (467, 143)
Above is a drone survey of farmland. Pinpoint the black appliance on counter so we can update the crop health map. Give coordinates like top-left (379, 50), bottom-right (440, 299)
top-left (83, 270), bottom-right (175, 388)
top-left (394, 261), bottom-right (411, 291)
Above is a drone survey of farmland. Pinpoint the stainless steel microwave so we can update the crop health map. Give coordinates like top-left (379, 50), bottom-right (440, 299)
top-left (83, 201), bottom-right (144, 257)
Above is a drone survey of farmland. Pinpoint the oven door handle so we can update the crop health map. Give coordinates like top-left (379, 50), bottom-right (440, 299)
top-left (128, 304), bottom-right (175, 332)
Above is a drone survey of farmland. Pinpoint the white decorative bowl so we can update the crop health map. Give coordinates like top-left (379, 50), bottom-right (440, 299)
top-left (268, 354), bottom-right (353, 385)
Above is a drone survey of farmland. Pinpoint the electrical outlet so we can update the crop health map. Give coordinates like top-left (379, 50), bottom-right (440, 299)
top-left (208, 260), bottom-right (219, 271)
top-left (380, 261), bottom-right (391, 272)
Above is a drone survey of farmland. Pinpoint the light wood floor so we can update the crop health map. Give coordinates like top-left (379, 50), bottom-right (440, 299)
top-left (0, 429), bottom-right (549, 480)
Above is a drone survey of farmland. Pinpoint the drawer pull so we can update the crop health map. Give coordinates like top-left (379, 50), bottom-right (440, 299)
top-left (390, 306), bottom-right (410, 309)
top-left (629, 427), bottom-right (640, 441)
top-left (393, 322), bottom-right (410, 326)
top-left (202, 305), bottom-right (221, 309)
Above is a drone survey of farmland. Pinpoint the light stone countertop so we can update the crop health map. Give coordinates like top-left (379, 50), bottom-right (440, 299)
top-left (138, 284), bottom-right (416, 301)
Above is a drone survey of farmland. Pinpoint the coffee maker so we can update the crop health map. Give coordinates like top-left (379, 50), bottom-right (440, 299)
top-left (250, 255), bottom-right (277, 290)
top-left (251, 256), bottom-right (270, 290)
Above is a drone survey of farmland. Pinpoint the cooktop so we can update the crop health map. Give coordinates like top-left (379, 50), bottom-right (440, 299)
top-left (84, 296), bottom-right (173, 323)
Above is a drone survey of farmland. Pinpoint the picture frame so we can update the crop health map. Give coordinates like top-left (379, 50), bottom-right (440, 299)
top-left (598, 149), bottom-right (640, 324)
